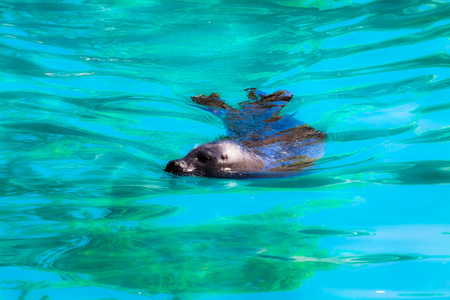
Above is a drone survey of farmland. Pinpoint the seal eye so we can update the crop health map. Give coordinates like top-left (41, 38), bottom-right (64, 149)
top-left (197, 153), bottom-right (211, 164)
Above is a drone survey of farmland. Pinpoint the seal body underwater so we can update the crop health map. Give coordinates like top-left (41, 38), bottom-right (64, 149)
top-left (164, 89), bottom-right (326, 178)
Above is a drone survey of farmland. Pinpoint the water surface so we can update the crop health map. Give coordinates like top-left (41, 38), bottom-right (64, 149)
top-left (1, 0), bottom-right (450, 299)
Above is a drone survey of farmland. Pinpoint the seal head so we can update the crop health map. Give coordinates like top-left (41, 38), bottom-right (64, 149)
top-left (165, 140), bottom-right (265, 177)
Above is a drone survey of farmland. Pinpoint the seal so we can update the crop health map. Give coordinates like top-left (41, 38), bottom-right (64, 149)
top-left (165, 140), bottom-right (265, 178)
top-left (164, 89), bottom-right (326, 178)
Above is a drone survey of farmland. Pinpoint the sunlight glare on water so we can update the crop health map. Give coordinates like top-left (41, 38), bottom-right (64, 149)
top-left (0, 0), bottom-right (450, 299)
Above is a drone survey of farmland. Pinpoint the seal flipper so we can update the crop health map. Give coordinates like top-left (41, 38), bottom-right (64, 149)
top-left (239, 89), bottom-right (294, 119)
top-left (191, 93), bottom-right (235, 111)
top-left (244, 88), bottom-right (267, 101)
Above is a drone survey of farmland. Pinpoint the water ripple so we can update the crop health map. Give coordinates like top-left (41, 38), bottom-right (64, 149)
top-left (1, 0), bottom-right (449, 298)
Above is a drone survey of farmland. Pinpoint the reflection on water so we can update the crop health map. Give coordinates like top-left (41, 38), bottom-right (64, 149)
top-left (1, 0), bottom-right (450, 299)
top-left (1, 204), bottom-right (327, 296)
top-left (0, 201), bottom-right (432, 298)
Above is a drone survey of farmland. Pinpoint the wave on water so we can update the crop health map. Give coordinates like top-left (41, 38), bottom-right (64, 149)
top-left (0, 0), bottom-right (449, 299)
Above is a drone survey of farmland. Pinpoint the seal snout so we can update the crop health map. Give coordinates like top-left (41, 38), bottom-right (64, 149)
top-left (164, 159), bottom-right (187, 175)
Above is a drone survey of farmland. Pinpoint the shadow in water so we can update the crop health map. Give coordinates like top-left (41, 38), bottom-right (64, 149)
top-left (0, 202), bottom-right (432, 298)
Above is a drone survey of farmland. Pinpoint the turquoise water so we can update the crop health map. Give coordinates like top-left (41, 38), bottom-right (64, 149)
top-left (1, 0), bottom-right (450, 299)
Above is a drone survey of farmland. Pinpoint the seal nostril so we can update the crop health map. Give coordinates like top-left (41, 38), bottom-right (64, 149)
top-left (165, 161), bottom-right (177, 172)
top-left (165, 160), bottom-right (186, 174)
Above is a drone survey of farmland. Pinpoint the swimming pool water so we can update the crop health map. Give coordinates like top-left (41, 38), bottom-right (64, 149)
top-left (1, 0), bottom-right (449, 299)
